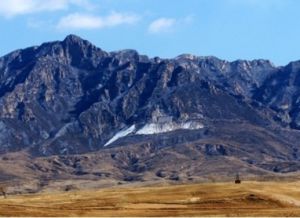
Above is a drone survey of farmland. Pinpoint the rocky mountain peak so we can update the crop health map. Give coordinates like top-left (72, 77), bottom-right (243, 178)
top-left (0, 35), bottom-right (299, 160)
top-left (285, 60), bottom-right (300, 73)
top-left (63, 34), bottom-right (88, 46)
top-left (1, 35), bottom-right (300, 189)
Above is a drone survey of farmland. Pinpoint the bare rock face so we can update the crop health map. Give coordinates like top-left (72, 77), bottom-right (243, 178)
top-left (253, 61), bottom-right (300, 129)
top-left (0, 35), bottom-right (300, 181)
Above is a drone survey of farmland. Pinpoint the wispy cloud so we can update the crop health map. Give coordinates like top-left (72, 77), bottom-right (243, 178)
top-left (0, 0), bottom-right (93, 18)
top-left (148, 18), bottom-right (176, 34)
top-left (56, 12), bottom-right (140, 30)
top-left (148, 15), bottom-right (194, 34)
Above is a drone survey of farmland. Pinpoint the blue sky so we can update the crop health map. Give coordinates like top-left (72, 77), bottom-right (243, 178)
top-left (0, 0), bottom-right (299, 66)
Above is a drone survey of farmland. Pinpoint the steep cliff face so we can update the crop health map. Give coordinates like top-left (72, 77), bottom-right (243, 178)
top-left (253, 61), bottom-right (300, 129)
top-left (0, 35), bottom-right (298, 163)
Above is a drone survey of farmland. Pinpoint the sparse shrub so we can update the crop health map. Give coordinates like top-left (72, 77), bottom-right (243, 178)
top-left (169, 174), bottom-right (180, 181)
top-left (64, 184), bottom-right (77, 192)
top-left (0, 186), bottom-right (7, 198)
top-left (156, 170), bottom-right (167, 178)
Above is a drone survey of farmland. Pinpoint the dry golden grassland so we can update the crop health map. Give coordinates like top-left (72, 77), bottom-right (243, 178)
top-left (0, 181), bottom-right (300, 216)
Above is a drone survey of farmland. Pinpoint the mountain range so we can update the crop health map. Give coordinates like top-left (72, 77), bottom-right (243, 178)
top-left (0, 35), bottom-right (300, 193)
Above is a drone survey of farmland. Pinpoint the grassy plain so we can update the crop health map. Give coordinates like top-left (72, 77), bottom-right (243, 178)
top-left (0, 181), bottom-right (300, 216)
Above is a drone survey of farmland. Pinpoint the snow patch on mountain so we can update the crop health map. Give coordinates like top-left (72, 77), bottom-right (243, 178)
top-left (136, 121), bottom-right (204, 135)
top-left (55, 123), bottom-right (73, 138)
top-left (104, 125), bottom-right (136, 147)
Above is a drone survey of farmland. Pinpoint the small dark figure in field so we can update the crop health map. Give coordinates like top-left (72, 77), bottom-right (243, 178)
top-left (64, 184), bottom-right (78, 192)
top-left (0, 186), bottom-right (6, 198)
top-left (235, 173), bottom-right (241, 184)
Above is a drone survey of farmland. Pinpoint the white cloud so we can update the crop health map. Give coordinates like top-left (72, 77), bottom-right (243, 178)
top-left (148, 18), bottom-right (176, 34)
top-left (0, 0), bottom-right (93, 18)
top-left (148, 15), bottom-right (194, 34)
top-left (56, 12), bottom-right (140, 30)
top-left (69, 0), bottom-right (96, 11)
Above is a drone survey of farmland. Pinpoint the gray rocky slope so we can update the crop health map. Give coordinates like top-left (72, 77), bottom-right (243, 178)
top-left (0, 35), bottom-right (300, 188)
